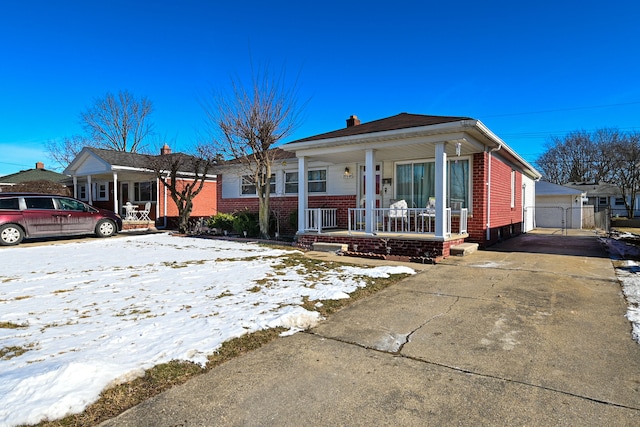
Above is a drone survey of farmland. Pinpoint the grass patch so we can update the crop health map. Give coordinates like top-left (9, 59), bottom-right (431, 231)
top-left (1, 345), bottom-right (31, 360)
top-left (0, 321), bottom-right (27, 329)
top-left (301, 273), bottom-right (410, 316)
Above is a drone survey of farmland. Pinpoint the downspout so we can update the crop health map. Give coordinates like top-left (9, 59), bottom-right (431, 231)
top-left (486, 143), bottom-right (502, 241)
top-left (163, 176), bottom-right (168, 229)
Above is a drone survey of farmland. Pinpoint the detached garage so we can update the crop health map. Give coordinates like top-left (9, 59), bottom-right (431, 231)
top-left (535, 181), bottom-right (584, 229)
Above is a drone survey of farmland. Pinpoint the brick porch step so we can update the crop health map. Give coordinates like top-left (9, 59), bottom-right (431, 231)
top-left (312, 242), bottom-right (348, 253)
top-left (450, 242), bottom-right (478, 256)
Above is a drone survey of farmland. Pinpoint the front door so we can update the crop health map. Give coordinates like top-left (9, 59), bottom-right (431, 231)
top-left (358, 164), bottom-right (381, 208)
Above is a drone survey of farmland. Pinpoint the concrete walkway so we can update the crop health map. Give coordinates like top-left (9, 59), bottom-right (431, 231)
top-left (102, 231), bottom-right (640, 426)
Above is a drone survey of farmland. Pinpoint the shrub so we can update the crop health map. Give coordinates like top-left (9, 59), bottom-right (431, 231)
top-left (232, 210), bottom-right (260, 237)
top-left (207, 213), bottom-right (235, 231)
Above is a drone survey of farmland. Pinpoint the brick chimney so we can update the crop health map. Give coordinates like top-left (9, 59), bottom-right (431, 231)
top-left (346, 115), bottom-right (361, 128)
top-left (160, 144), bottom-right (171, 155)
top-left (35, 162), bottom-right (45, 170)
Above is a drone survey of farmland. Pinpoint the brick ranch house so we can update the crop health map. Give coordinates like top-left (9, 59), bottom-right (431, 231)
top-left (64, 145), bottom-right (218, 230)
top-left (216, 113), bottom-right (541, 258)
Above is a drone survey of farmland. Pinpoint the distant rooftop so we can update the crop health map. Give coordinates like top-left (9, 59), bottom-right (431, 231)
top-left (0, 162), bottom-right (68, 184)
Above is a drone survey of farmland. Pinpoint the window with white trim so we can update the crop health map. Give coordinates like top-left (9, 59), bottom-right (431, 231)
top-left (308, 169), bottom-right (326, 193)
top-left (241, 174), bottom-right (275, 196)
top-left (241, 175), bottom-right (256, 195)
top-left (78, 184), bottom-right (88, 201)
top-left (395, 159), bottom-right (470, 210)
top-left (92, 182), bottom-right (108, 201)
top-left (134, 181), bottom-right (157, 202)
top-left (510, 170), bottom-right (516, 208)
top-left (285, 171), bottom-right (298, 194)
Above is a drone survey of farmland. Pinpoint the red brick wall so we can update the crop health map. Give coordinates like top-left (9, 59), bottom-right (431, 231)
top-left (157, 179), bottom-right (217, 228)
top-left (467, 153), bottom-right (488, 243)
top-left (467, 152), bottom-right (524, 246)
top-left (297, 234), bottom-right (466, 258)
top-left (484, 155), bottom-right (522, 245)
top-left (159, 179), bottom-right (218, 218)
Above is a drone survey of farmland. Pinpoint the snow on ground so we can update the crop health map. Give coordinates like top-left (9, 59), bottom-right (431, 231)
top-left (0, 233), bottom-right (414, 427)
top-left (601, 236), bottom-right (640, 344)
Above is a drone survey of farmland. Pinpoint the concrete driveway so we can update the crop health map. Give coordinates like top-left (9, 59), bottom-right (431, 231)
top-left (103, 231), bottom-right (640, 426)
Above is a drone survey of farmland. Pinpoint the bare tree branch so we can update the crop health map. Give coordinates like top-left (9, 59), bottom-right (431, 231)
top-left (146, 145), bottom-right (217, 233)
top-left (200, 65), bottom-right (304, 238)
top-left (47, 90), bottom-right (155, 169)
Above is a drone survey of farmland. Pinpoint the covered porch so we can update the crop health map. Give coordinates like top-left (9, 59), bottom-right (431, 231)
top-left (298, 206), bottom-right (469, 259)
top-left (284, 117), bottom-right (485, 258)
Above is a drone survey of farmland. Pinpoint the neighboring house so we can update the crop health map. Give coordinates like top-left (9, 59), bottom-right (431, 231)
top-left (217, 113), bottom-right (541, 258)
top-left (534, 181), bottom-right (584, 229)
top-left (563, 182), bottom-right (640, 218)
top-left (0, 162), bottom-right (68, 186)
top-left (63, 145), bottom-right (218, 229)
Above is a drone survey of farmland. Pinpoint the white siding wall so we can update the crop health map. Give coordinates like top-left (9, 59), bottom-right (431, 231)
top-left (522, 175), bottom-right (536, 232)
top-left (535, 195), bottom-right (582, 229)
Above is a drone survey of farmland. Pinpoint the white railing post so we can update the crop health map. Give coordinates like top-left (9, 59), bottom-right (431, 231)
top-left (459, 208), bottom-right (468, 234)
top-left (445, 208), bottom-right (452, 236)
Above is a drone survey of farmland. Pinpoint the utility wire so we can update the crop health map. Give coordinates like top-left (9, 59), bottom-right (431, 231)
top-left (478, 101), bottom-right (640, 119)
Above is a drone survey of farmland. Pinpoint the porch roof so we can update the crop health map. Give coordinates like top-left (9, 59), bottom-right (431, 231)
top-left (283, 113), bottom-right (541, 180)
top-left (64, 147), bottom-right (216, 179)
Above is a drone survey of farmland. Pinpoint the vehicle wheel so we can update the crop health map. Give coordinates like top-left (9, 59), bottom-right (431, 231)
top-left (95, 220), bottom-right (116, 238)
top-left (0, 224), bottom-right (24, 246)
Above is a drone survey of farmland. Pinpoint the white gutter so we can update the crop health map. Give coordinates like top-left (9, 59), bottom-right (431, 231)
top-left (486, 143), bottom-right (502, 242)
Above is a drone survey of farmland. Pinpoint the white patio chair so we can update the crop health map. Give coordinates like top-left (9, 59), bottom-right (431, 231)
top-left (138, 202), bottom-right (151, 221)
top-left (388, 199), bottom-right (408, 231)
top-left (124, 202), bottom-right (138, 220)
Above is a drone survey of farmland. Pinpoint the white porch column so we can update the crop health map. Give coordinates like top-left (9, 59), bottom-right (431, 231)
top-left (112, 172), bottom-right (119, 213)
top-left (72, 176), bottom-right (78, 199)
top-left (365, 149), bottom-right (376, 234)
top-left (297, 156), bottom-right (307, 233)
top-left (434, 142), bottom-right (447, 238)
top-left (87, 175), bottom-right (93, 205)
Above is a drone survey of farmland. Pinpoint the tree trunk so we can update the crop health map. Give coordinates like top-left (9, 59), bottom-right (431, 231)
top-left (258, 188), bottom-right (270, 239)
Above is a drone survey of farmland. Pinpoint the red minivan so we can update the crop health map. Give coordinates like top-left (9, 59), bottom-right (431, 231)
top-left (0, 193), bottom-right (123, 246)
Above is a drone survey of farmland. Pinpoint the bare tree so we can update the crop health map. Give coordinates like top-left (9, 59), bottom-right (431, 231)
top-left (46, 135), bottom-right (92, 170)
top-left (146, 144), bottom-right (217, 233)
top-left (536, 130), bottom-right (599, 184)
top-left (202, 67), bottom-right (303, 239)
top-left (538, 128), bottom-right (640, 218)
top-left (47, 90), bottom-right (154, 169)
top-left (606, 131), bottom-right (640, 218)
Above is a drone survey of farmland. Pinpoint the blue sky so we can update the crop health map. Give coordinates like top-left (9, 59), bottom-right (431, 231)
top-left (1, 0), bottom-right (639, 176)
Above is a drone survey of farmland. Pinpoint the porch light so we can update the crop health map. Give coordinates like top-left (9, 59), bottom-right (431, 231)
top-left (455, 142), bottom-right (462, 157)
top-left (343, 167), bottom-right (353, 179)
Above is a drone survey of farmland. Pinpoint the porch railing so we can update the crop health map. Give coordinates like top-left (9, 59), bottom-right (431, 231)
top-left (304, 208), bottom-right (338, 233)
top-left (347, 207), bottom-right (468, 236)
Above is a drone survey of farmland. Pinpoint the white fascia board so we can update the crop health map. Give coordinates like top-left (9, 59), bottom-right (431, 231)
top-left (112, 165), bottom-right (153, 173)
top-left (473, 120), bottom-right (542, 180)
top-left (292, 130), bottom-right (471, 158)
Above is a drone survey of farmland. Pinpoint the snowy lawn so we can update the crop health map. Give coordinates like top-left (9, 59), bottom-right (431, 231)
top-left (0, 233), bottom-right (414, 427)
top-left (602, 233), bottom-right (640, 343)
